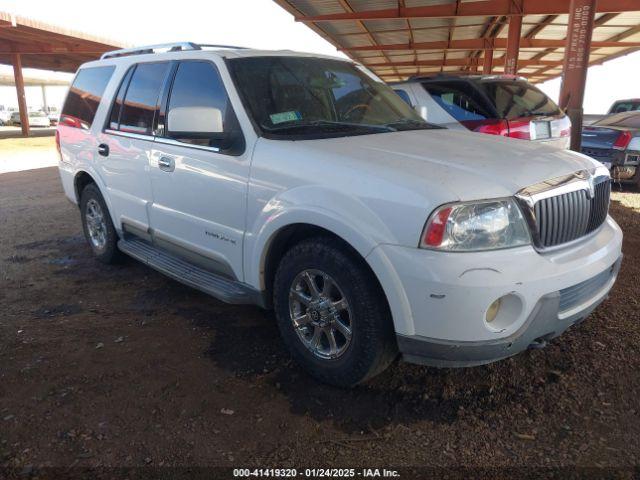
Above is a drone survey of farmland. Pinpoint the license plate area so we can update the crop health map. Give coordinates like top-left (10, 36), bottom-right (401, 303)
top-left (532, 121), bottom-right (551, 140)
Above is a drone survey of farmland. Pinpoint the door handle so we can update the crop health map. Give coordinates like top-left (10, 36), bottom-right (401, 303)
top-left (158, 156), bottom-right (175, 172)
top-left (97, 143), bottom-right (109, 157)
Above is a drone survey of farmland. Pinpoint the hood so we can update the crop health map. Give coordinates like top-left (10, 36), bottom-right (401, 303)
top-left (292, 129), bottom-right (598, 201)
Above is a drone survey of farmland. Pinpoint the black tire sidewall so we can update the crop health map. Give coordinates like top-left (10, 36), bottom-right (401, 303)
top-left (80, 184), bottom-right (120, 264)
top-left (273, 238), bottom-right (396, 387)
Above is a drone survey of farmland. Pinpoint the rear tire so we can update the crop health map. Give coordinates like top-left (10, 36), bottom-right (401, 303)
top-left (273, 237), bottom-right (397, 387)
top-left (79, 183), bottom-right (122, 264)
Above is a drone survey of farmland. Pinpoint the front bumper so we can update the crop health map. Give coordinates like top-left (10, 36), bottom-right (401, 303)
top-left (397, 256), bottom-right (621, 367)
top-left (368, 216), bottom-right (623, 367)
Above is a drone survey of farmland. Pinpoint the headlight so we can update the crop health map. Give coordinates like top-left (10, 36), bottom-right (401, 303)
top-left (420, 198), bottom-right (531, 251)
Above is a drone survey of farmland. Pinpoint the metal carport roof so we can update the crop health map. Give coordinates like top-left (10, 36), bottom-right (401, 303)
top-left (0, 11), bottom-right (124, 135)
top-left (273, 0), bottom-right (640, 84)
top-left (0, 11), bottom-right (124, 73)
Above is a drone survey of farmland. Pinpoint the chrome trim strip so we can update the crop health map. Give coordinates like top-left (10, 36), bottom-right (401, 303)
top-left (104, 129), bottom-right (155, 141)
top-left (104, 130), bottom-right (222, 153)
top-left (153, 137), bottom-right (220, 153)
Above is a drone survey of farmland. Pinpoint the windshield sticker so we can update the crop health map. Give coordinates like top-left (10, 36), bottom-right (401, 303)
top-left (270, 111), bottom-right (302, 124)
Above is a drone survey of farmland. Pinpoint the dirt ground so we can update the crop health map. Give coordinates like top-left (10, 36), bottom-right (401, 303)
top-left (1, 165), bottom-right (639, 476)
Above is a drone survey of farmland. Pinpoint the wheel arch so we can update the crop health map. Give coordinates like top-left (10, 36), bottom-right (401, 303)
top-left (261, 223), bottom-right (371, 305)
top-left (72, 169), bottom-right (119, 234)
top-left (73, 170), bottom-right (97, 204)
top-left (253, 216), bottom-right (413, 336)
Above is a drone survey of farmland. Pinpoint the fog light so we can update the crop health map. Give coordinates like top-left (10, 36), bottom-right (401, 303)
top-left (486, 298), bottom-right (502, 323)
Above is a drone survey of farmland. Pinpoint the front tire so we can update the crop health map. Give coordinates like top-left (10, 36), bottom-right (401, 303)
top-left (79, 183), bottom-right (122, 264)
top-left (273, 237), bottom-right (397, 387)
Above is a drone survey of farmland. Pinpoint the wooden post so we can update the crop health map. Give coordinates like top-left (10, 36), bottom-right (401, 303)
top-left (11, 53), bottom-right (29, 137)
top-left (483, 47), bottom-right (494, 74)
top-left (559, 0), bottom-right (597, 151)
top-left (505, 15), bottom-right (523, 75)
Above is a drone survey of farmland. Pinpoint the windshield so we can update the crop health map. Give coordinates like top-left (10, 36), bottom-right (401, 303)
top-left (228, 56), bottom-right (437, 139)
top-left (610, 101), bottom-right (640, 114)
top-left (476, 79), bottom-right (561, 119)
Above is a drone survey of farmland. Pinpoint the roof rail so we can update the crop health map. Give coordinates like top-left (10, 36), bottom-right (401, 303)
top-left (198, 44), bottom-right (248, 50)
top-left (100, 42), bottom-right (247, 60)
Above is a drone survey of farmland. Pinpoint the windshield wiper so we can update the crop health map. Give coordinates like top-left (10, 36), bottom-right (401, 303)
top-left (263, 120), bottom-right (396, 133)
top-left (384, 118), bottom-right (442, 130)
top-left (524, 110), bottom-right (558, 117)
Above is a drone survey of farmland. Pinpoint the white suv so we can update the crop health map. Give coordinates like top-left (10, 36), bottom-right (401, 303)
top-left (57, 43), bottom-right (623, 387)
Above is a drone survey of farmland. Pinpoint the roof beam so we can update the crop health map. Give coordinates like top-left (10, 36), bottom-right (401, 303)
top-left (335, 21), bottom-right (640, 38)
top-left (296, 0), bottom-right (640, 22)
top-left (377, 71), bottom-right (556, 79)
top-left (364, 58), bottom-right (565, 68)
top-left (0, 47), bottom-right (110, 54)
top-left (341, 38), bottom-right (640, 51)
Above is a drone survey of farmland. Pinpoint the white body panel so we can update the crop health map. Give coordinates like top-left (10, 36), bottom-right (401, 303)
top-left (57, 48), bottom-right (622, 351)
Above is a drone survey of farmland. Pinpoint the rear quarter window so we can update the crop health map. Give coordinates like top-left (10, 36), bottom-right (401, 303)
top-left (477, 80), bottom-right (561, 119)
top-left (60, 66), bottom-right (115, 129)
top-left (422, 81), bottom-right (494, 121)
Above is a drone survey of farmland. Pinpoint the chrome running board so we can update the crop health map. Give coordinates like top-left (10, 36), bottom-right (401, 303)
top-left (118, 238), bottom-right (262, 306)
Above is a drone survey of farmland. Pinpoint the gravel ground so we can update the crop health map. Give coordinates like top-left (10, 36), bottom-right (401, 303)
top-left (0, 166), bottom-right (639, 477)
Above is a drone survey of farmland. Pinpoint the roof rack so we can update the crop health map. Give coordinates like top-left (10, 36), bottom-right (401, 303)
top-left (100, 42), bottom-right (247, 60)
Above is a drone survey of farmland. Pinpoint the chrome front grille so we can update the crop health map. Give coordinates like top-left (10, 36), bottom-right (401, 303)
top-left (516, 168), bottom-right (611, 250)
top-left (532, 179), bottom-right (610, 248)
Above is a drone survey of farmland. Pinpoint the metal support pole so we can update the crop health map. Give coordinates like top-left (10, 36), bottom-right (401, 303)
top-left (559, 0), bottom-right (596, 151)
top-left (41, 85), bottom-right (48, 113)
top-left (505, 15), bottom-right (523, 75)
top-left (11, 53), bottom-right (29, 137)
top-left (483, 48), bottom-right (494, 74)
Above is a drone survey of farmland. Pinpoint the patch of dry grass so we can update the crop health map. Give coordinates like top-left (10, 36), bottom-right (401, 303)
top-left (611, 190), bottom-right (640, 213)
top-left (0, 136), bottom-right (55, 153)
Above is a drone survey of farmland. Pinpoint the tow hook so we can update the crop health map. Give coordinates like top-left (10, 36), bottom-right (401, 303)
top-left (528, 336), bottom-right (551, 350)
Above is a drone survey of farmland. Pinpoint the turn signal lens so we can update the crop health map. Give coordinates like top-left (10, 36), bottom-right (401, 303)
top-left (423, 206), bottom-right (452, 247)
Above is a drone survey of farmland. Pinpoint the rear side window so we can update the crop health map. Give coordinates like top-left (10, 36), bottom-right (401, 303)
top-left (117, 62), bottom-right (170, 135)
top-left (61, 66), bottom-right (115, 129)
top-left (108, 67), bottom-right (134, 130)
top-left (422, 81), bottom-right (493, 121)
top-left (477, 80), bottom-right (561, 119)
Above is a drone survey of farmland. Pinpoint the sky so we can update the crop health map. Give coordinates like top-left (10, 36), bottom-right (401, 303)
top-left (1, 0), bottom-right (639, 114)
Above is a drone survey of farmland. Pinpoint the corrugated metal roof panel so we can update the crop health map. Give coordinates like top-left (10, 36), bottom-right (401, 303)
top-left (275, 0), bottom-right (640, 83)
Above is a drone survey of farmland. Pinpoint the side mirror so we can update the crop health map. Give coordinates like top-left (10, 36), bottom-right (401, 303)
top-left (167, 106), bottom-right (224, 139)
top-left (415, 105), bottom-right (428, 121)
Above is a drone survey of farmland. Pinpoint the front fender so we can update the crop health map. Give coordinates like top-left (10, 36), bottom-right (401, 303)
top-left (244, 186), bottom-right (413, 335)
